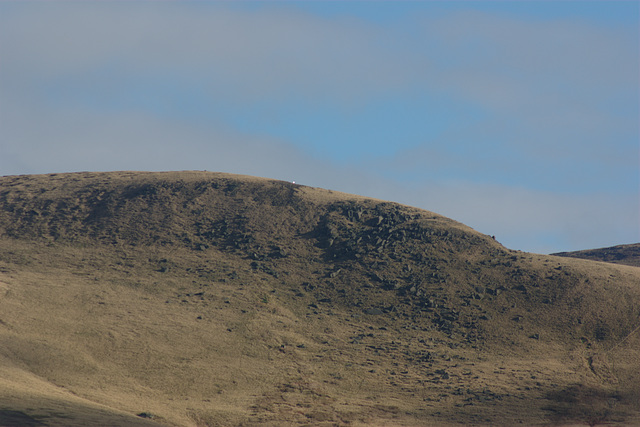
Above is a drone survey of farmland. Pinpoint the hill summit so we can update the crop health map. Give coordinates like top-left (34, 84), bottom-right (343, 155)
top-left (0, 171), bottom-right (639, 426)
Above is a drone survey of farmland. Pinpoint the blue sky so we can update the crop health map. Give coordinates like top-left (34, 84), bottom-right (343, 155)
top-left (1, 1), bottom-right (638, 254)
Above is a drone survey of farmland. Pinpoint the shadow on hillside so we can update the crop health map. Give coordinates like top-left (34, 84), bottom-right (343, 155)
top-left (0, 410), bottom-right (45, 427)
top-left (543, 384), bottom-right (633, 426)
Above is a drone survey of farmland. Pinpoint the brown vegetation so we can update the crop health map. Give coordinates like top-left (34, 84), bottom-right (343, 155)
top-left (0, 171), bottom-right (638, 426)
top-left (553, 244), bottom-right (640, 268)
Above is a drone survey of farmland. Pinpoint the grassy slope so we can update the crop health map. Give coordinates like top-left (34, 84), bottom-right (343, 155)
top-left (0, 171), bottom-right (638, 426)
top-left (553, 244), bottom-right (640, 268)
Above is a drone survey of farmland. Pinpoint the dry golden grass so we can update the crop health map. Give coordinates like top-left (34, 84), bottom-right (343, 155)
top-left (0, 171), bottom-right (638, 426)
top-left (554, 244), bottom-right (640, 268)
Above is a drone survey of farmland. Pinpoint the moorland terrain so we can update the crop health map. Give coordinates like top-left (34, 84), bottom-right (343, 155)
top-left (0, 171), bottom-right (638, 427)
top-left (554, 244), bottom-right (640, 268)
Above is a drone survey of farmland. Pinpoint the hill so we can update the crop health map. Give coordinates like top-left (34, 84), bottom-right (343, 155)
top-left (0, 171), bottom-right (639, 426)
top-left (553, 243), bottom-right (640, 268)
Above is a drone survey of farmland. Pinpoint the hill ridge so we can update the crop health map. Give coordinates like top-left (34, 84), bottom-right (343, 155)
top-left (553, 243), bottom-right (640, 267)
top-left (0, 171), bottom-right (638, 426)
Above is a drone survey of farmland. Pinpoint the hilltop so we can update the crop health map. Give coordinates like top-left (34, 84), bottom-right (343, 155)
top-left (0, 171), bottom-right (639, 426)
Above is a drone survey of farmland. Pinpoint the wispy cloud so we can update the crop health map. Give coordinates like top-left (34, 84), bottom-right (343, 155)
top-left (1, 3), bottom-right (421, 104)
top-left (0, 2), bottom-right (637, 253)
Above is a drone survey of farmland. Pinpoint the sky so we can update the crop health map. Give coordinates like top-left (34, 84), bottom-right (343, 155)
top-left (0, 1), bottom-right (638, 254)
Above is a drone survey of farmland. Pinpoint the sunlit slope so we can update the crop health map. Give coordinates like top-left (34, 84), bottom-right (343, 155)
top-left (554, 243), bottom-right (640, 267)
top-left (0, 171), bottom-right (638, 426)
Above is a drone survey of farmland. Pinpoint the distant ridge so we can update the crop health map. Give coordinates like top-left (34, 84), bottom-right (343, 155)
top-left (553, 243), bottom-right (640, 267)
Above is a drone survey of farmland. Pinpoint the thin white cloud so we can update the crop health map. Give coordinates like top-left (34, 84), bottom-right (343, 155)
top-left (0, 2), bottom-right (637, 254)
top-left (0, 3), bottom-right (420, 105)
top-left (417, 10), bottom-right (638, 158)
top-left (423, 9), bottom-right (637, 90)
